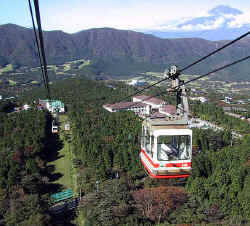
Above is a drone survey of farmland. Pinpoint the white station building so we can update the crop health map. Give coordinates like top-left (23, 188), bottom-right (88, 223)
top-left (103, 102), bottom-right (150, 115)
top-left (133, 95), bottom-right (167, 111)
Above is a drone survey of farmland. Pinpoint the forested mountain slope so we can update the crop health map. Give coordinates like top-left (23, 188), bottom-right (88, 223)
top-left (0, 108), bottom-right (52, 225)
top-left (1, 24), bottom-right (250, 80)
top-left (18, 78), bottom-right (250, 225)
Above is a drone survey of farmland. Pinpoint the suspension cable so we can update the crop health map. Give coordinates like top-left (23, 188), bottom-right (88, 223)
top-left (28, 0), bottom-right (47, 90)
top-left (180, 32), bottom-right (250, 72)
top-left (183, 55), bottom-right (250, 86)
top-left (116, 31), bottom-right (249, 103)
top-left (117, 55), bottom-right (250, 110)
top-left (32, 0), bottom-right (51, 99)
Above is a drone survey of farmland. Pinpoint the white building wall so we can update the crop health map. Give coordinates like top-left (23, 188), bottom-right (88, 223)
top-left (59, 107), bottom-right (65, 113)
top-left (144, 101), bottom-right (162, 109)
top-left (158, 109), bottom-right (171, 116)
top-left (23, 104), bottom-right (30, 110)
top-left (133, 97), bottom-right (163, 110)
top-left (133, 97), bottom-right (142, 103)
top-left (46, 102), bottom-right (52, 112)
top-left (103, 106), bottom-right (113, 112)
top-left (145, 105), bottom-right (151, 115)
top-left (103, 102), bottom-right (150, 115)
top-left (129, 80), bottom-right (137, 85)
top-left (190, 97), bottom-right (207, 103)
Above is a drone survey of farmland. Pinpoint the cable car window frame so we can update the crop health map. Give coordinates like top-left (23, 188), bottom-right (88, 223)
top-left (145, 129), bottom-right (151, 155)
top-left (150, 135), bottom-right (154, 158)
top-left (141, 126), bottom-right (154, 158)
top-left (157, 135), bottom-right (191, 161)
top-left (141, 126), bottom-right (146, 148)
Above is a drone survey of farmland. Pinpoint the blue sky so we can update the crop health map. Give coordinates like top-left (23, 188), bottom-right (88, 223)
top-left (1, 0), bottom-right (250, 33)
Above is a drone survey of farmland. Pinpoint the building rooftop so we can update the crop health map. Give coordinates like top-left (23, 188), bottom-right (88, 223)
top-left (133, 95), bottom-right (166, 105)
top-left (39, 99), bottom-right (64, 108)
top-left (160, 105), bottom-right (176, 115)
top-left (103, 101), bottom-right (147, 110)
top-left (150, 112), bottom-right (166, 119)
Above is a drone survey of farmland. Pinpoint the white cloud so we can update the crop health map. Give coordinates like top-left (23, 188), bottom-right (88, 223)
top-left (151, 17), bottom-right (192, 30)
top-left (37, 1), bottom-right (250, 33)
top-left (39, 1), bottom-right (214, 33)
top-left (223, 14), bottom-right (236, 19)
top-left (181, 17), bottom-right (225, 31)
top-left (157, 17), bottom-right (226, 31)
top-left (148, 11), bottom-right (250, 32)
top-left (228, 13), bottom-right (250, 28)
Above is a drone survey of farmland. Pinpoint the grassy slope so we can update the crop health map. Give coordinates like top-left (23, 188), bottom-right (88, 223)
top-left (48, 114), bottom-right (73, 189)
top-left (48, 114), bottom-right (85, 224)
top-left (57, 114), bottom-right (85, 225)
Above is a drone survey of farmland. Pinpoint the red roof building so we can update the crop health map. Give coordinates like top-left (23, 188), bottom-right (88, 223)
top-left (150, 112), bottom-right (166, 119)
top-left (103, 102), bottom-right (150, 114)
top-left (159, 105), bottom-right (176, 116)
top-left (133, 95), bottom-right (167, 110)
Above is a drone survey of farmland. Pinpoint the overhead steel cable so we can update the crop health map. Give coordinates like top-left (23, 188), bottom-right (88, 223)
top-left (117, 74), bottom-right (169, 102)
top-left (116, 55), bottom-right (250, 111)
top-left (116, 31), bottom-right (249, 103)
top-left (182, 55), bottom-right (250, 87)
top-left (156, 55), bottom-right (250, 96)
top-left (28, 0), bottom-right (47, 89)
top-left (180, 31), bottom-right (250, 72)
top-left (151, 55), bottom-right (250, 114)
top-left (32, 0), bottom-right (51, 99)
top-left (164, 56), bottom-right (249, 114)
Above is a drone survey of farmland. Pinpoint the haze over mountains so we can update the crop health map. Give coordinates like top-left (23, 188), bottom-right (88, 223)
top-left (0, 22), bottom-right (249, 81)
top-left (144, 5), bottom-right (250, 41)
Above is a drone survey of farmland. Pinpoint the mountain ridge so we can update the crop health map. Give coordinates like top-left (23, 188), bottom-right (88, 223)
top-left (0, 23), bottom-right (249, 81)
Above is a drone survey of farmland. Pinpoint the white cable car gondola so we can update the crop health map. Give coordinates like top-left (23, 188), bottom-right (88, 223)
top-left (52, 120), bottom-right (58, 133)
top-left (140, 66), bottom-right (192, 179)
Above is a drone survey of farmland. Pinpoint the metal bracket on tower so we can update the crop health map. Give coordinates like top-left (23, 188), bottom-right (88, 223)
top-left (165, 65), bottom-right (180, 80)
top-left (166, 65), bottom-right (189, 120)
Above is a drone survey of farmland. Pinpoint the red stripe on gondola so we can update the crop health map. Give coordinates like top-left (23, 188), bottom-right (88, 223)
top-left (140, 158), bottom-right (190, 179)
top-left (141, 149), bottom-right (160, 168)
top-left (165, 162), bottom-right (191, 167)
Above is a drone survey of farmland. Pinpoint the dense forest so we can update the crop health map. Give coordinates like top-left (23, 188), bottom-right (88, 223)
top-left (1, 77), bottom-right (249, 225)
top-left (186, 135), bottom-right (250, 222)
top-left (0, 106), bottom-right (52, 225)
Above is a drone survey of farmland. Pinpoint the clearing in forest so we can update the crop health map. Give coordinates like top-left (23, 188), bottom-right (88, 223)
top-left (49, 114), bottom-right (73, 189)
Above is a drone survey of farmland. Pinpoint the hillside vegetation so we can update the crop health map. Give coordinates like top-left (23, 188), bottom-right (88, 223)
top-left (0, 108), bottom-right (52, 225)
top-left (0, 24), bottom-right (250, 80)
top-left (16, 78), bottom-right (250, 225)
